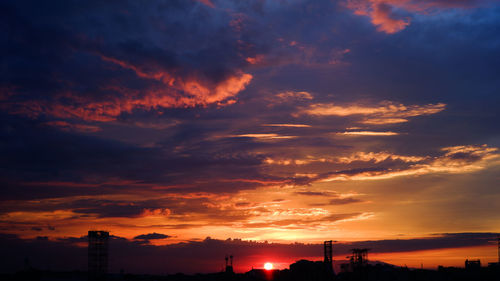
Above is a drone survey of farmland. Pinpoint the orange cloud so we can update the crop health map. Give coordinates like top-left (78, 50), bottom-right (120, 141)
top-left (11, 55), bottom-right (252, 122)
top-left (275, 91), bottom-right (314, 101)
top-left (300, 101), bottom-right (445, 124)
top-left (345, 0), bottom-right (482, 33)
top-left (336, 151), bottom-right (426, 163)
top-left (263, 144), bottom-right (498, 183)
top-left (338, 131), bottom-right (399, 136)
top-left (370, 3), bottom-right (410, 33)
top-left (323, 145), bottom-right (499, 181)
top-left (229, 134), bottom-right (297, 140)
top-left (265, 151), bottom-right (425, 166)
top-left (303, 102), bottom-right (445, 117)
top-left (246, 55), bottom-right (265, 65)
top-left (360, 118), bottom-right (409, 125)
top-left (262, 124), bottom-right (311, 128)
top-left (101, 55), bottom-right (252, 105)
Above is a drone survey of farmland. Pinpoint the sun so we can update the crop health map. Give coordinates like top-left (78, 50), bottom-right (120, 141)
top-left (264, 262), bottom-right (273, 270)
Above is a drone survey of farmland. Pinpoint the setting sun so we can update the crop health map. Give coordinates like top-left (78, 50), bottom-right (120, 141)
top-left (264, 262), bottom-right (273, 270)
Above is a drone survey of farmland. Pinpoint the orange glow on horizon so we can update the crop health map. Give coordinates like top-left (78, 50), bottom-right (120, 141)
top-left (367, 245), bottom-right (498, 269)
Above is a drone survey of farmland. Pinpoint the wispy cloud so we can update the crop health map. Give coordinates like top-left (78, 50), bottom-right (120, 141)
top-left (43, 121), bottom-right (101, 133)
top-left (336, 152), bottom-right (426, 163)
top-left (262, 124), bottom-right (311, 128)
top-left (228, 134), bottom-right (297, 140)
top-left (265, 151), bottom-right (426, 166)
top-left (360, 118), bottom-right (409, 125)
top-left (300, 102), bottom-right (445, 125)
top-left (323, 145), bottom-right (499, 181)
top-left (337, 131), bottom-right (399, 136)
top-left (273, 91), bottom-right (314, 103)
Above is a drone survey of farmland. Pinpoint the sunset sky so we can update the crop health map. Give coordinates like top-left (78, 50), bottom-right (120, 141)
top-left (1, 0), bottom-right (500, 275)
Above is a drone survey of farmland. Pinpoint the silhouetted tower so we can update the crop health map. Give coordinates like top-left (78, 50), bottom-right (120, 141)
top-left (88, 231), bottom-right (109, 281)
top-left (324, 240), bottom-right (334, 274)
top-left (350, 248), bottom-right (369, 268)
top-left (225, 254), bottom-right (234, 274)
top-left (498, 235), bottom-right (499, 264)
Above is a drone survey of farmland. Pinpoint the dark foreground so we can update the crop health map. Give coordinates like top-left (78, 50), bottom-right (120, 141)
top-left (2, 261), bottom-right (500, 281)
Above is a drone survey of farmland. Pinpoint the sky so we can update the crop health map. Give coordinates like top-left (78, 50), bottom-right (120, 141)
top-left (1, 0), bottom-right (500, 275)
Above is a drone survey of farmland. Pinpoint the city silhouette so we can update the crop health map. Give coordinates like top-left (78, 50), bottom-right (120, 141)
top-left (3, 231), bottom-right (498, 281)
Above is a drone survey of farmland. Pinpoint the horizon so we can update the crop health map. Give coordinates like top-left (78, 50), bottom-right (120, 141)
top-left (1, 0), bottom-right (500, 276)
top-left (1, 232), bottom-right (498, 275)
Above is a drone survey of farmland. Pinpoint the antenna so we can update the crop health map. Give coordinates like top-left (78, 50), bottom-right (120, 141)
top-left (225, 254), bottom-right (234, 274)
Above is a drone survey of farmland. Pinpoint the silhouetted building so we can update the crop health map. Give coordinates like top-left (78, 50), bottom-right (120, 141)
top-left (323, 240), bottom-right (334, 275)
top-left (88, 230), bottom-right (109, 281)
top-left (246, 268), bottom-right (284, 281)
top-left (465, 259), bottom-right (481, 270)
top-left (290, 260), bottom-right (333, 281)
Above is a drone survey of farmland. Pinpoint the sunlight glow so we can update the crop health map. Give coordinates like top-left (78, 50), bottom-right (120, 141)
top-left (264, 262), bottom-right (273, 270)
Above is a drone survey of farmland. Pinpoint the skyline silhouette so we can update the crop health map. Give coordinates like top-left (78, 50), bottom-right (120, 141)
top-left (1, 230), bottom-right (499, 280)
top-left (0, 231), bottom-right (499, 275)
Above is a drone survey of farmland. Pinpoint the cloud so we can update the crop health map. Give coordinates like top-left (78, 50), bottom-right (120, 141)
top-left (262, 124), bottom-right (311, 128)
top-left (370, 3), bottom-right (411, 34)
top-left (134, 233), bottom-right (171, 240)
top-left (338, 131), bottom-right (399, 136)
top-left (43, 121), bottom-right (101, 133)
top-left (197, 0), bottom-right (215, 8)
top-left (323, 145), bottom-right (499, 181)
top-left (240, 212), bottom-right (366, 229)
top-left (345, 0), bottom-right (485, 33)
top-left (12, 69), bottom-right (252, 123)
top-left (360, 118), bottom-right (409, 125)
top-left (300, 102), bottom-right (445, 125)
top-left (274, 91), bottom-right (314, 103)
top-left (228, 134), bottom-right (297, 140)
top-left (246, 55), bottom-right (265, 65)
top-left (329, 198), bottom-right (364, 205)
top-left (294, 190), bottom-right (364, 205)
top-left (1, 0), bottom-right (253, 123)
top-left (1, 0), bottom-right (499, 270)
top-left (265, 151), bottom-right (426, 166)
top-left (295, 191), bottom-right (339, 197)
top-left (336, 152), bottom-right (426, 164)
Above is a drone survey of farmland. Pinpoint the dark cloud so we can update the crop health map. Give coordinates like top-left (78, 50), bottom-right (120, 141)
top-left (133, 233), bottom-right (171, 240)
top-left (342, 233), bottom-right (499, 254)
top-left (0, 115), bottom-right (295, 200)
top-left (1, 0), bottom-right (254, 122)
top-left (296, 191), bottom-right (338, 197)
top-left (329, 198), bottom-right (363, 205)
